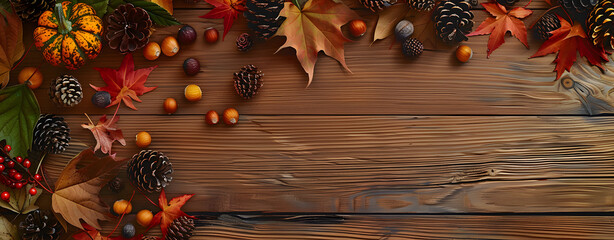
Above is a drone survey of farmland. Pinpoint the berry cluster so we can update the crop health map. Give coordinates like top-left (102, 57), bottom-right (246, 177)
top-left (0, 142), bottom-right (39, 202)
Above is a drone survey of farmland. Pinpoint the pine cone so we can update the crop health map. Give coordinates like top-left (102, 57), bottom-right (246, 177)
top-left (402, 38), bottom-right (424, 57)
top-left (534, 13), bottom-right (561, 40)
top-left (496, 0), bottom-right (519, 7)
top-left (49, 74), bottom-right (83, 107)
top-left (33, 114), bottom-right (70, 154)
top-left (10, 0), bottom-right (54, 22)
top-left (433, 0), bottom-right (474, 44)
top-left (234, 65), bottom-right (264, 99)
top-left (359, 0), bottom-right (395, 12)
top-left (106, 4), bottom-right (153, 53)
top-left (127, 150), bottom-right (173, 192)
top-left (108, 177), bottom-right (122, 192)
top-left (166, 216), bottom-right (195, 240)
top-left (20, 210), bottom-right (63, 240)
top-left (142, 236), bottom-right (159, 240)
top-left (236, 33), bottom-right (254, 52)
top-left (244, 0), bottom-right (285, 39)
top-left (588, 0), bottom-right (614, 47)
top-left (561, 0), bottom-right (598, 18)
top-left (409, 0), bottom-right (435, 11)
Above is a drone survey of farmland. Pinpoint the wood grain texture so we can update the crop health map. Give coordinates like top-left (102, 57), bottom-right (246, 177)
top-left (40, 115), bottom-right (614, 213)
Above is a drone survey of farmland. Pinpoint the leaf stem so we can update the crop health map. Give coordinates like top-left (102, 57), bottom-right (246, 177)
top-left (522, 0), bottom-right (533, 9)
top-left (106, 102), bottom-right (121, 127)
top-left (84, 113), bottom-right (94, 126)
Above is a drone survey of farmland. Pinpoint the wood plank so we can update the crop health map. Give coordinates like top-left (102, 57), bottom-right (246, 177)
top-left (16, 9), bottom-right (608, 116)
top-left (41, 115), bottom-right (614, 213)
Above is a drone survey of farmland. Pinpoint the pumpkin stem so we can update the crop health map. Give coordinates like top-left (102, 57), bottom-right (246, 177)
top-left (54, 3), bottom-right (72, 34)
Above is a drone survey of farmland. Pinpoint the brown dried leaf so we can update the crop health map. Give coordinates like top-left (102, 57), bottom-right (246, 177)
top-left (407, 10), bottom-right (452, 50)
top-left (0, 9), bottom-right (25, 89)
top-left (373, 4), bottom-right (410, 43)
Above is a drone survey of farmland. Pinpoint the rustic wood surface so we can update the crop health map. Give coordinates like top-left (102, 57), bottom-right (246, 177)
top-left (10, 0), bottom-right (614, 238)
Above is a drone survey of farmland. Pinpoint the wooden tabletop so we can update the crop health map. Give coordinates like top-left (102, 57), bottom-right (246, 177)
top-left (17, 0), bottom-right (614, 238)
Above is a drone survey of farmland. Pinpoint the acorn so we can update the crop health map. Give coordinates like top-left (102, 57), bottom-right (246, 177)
top-left (92, 91), bottom-right (111, 108)
top-left (395, 20), bottom-right (414, 42)
top-left (162, 36), bottom-right (180, 56)
top-left (163, 98), bottom-right (178, 114)
top-left (184, 84), bottom-right (202, 102)
top-left (223, 108), bottom-right (239, 126)
top-left (136, 131), bottom-right (151, 148)
top-left (177, 25), bottom-right (197, 45)
top-left (183, 58), bottom-right (201, 76)
top-left (349, 19), bottom-right (367, 37)
top-left (144, 42), bottom-right (161, 61)
top-left (204, 27), bottom-right (219, 43)
top-left (113, 199), bottom-right (132, 215)
top-left (456, 45), bottom-right (472, 63)
top-left (137, 210), bottom-right (154, 227)
top-left (205, 110), bottom-right (219, 125)
top-left (18, 67), bottom-right (43, 89)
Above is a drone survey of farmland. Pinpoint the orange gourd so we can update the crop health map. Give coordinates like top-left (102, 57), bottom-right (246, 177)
top-left (33, 2), bottom-right (103, 70)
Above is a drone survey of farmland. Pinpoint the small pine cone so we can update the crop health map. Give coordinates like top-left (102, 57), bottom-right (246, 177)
top-left (33, 114), bottom-right (70, 154)
top-left (127, 150), bottom-right (173, 193)
top-left (588, 0), bottom-right (614, 47)
top-left (10, 0), bottom-right (55, 22)
top-left (166, 216), bottom-right (195, 240)
top-left (359, 0), bottom-right (395, 12)
top-left (108, 177), bottom-right (122, 192)
top-left (534, 13), bottom-right (561, 40)
top-left (402, 38), bottom-right (424, 57)
top-left (496, 0), bottom-right (519, 7)
top-left (19, 210), bottom-right (63, 240)
top-left (142, 236), bottom-right (159, 240)
top-left (433, 0), bottom-right (474, 44)
top-left (244, 0), bottom-right (286, 40)
top-left (409, 0), bottom-right (435, 11)
top-left (49, 74), bottom-right (83, 107)
top-left (234, 65), bottom-right (264, 99)
top-left (561, 0), bottom-right (598, 17)
top-left (106, 4), bottom-right (153, 53)
top-left (236, 33), bottom-right (254, 52)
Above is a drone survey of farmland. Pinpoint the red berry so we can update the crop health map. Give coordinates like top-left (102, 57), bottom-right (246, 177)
top-left (34, 174), bottom-right (42, 182)
top-left (23, 159), bottom-right (31, 168)
top-left (8, 169), bottom-right (15, 174)
top-left (6, 161), bottom-right (14, 168)
top-left (15, 156), bottom-right (22, 163)
top-left (0, 165), bottom-right (4, 172)
top-left (3, 145), bottom-right (11, 153)
top-left (1, 192), bottom-right (9, 201)
top-left (15, 182), bottom-right (23, 189)
top-left (13, 173), bottom-right (21, 181)
top-left (0, 156), bottom-right (4, 163)
top-left (29, 188), bottom-right (37, 196)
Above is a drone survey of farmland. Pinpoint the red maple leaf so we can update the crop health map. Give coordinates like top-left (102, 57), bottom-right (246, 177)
top-left (531, 15), bottom-right (609, 79)
top-left (90, 53), bottom-right (157, 110)
top-left (149, 189), bottom-right (196, 237)
top-left (199, 0), bottom-right (246, 40)
top-left (81, 114), bottom-right (126, 156)
top-left (467, 2), bottom-right (532, 57)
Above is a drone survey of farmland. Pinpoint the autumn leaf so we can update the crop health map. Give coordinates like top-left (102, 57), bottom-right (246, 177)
top-left (150, 0), bottom-right (173, 15)
top-left (199, 0), bottom-right (246, 40)
top-left (52, 149), bottom-right (127, 230)
top-left (373, 4), bottom-right (409, 43)
top-left (275, 0), bottom-right (359, 86)
top-left (0, 216), bottom-right (19, 240)
top-left (0, 8), bottom-right (25, 89)
top-left (467, 2), bottom-right (532, 57)
top-left (81, 114), bottom-right (126, 156)
top-left (90, 53), bottom-right (157, 110)
top-left (149, 189), bottom-right (195, 237)
top-left (531, 16), bottom-right (608, 80)
top-left (407, 9), bottom-right (453, 50)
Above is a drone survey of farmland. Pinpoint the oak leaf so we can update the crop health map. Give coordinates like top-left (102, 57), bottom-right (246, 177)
top-left (275, 0), bottom-right (359, 85)
top-left (199, 0), bottom-right (246, 40)
top-left (90, 53), bottom-right (157, 110)
top-left (530, 16), bottom-right (609, 80)
top-left (81, 115), bottom-right (126, 156)
top-left (148, 189), bottom-right (195, 237)
top-left (0, 9), bottom-right (24, 89)
top-left (52, 149), bottom-right (127, 230)
top-left (467, 2), bottom-right (532, 57)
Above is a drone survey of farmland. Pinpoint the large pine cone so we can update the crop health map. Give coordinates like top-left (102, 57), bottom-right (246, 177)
top-left (127, 150), bottom-right (173, 192)
top-left (360, 0), bottom-right (395, 12)
top-left (49, 74), bottom-right (83, 108)
top-left (10, 0), bottom-right (54, 22)
top-left (561, 0), bottom-right (598, 18)
top-left (19, 210), bottom-right (63, 240)
top-left (106, 4), bottom-right (153, 53)
top-left (244, 0), bottom-right (285, 39)
top-left (433, 0), bottom-right (474, 44)
top-left (33, 114), bottom-right (70, 154)
top-left (534, 13), bottom-right (561, 40)
top-left (588, 0), bottom-right (614, 47)
top-left (166, 216), bottom-right (195, 240)
top-left (234, 65), bottom-right (264, 99)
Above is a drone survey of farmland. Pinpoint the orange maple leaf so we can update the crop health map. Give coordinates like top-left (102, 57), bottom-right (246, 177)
top-left (530, 15), bottom-right (609, 80)
top-left (467, 2), bottom-right (532, 57)
top-left (200, 0), bottom-right (246, 40)
top-left (275, 0), bottom-right (359, 86)
top-left (148, 189), bottom-right (195, 237)
top-left (81, 115), bottom-right (126, 156)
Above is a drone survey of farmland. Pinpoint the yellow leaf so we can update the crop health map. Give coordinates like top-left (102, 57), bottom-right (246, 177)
top-left (150, 0), bottom-right (173, 15)
top-left (373, 4), bottom-right (409, 43)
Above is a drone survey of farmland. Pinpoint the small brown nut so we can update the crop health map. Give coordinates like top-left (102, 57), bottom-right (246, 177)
top-left (205, 110), bottom-right (219, 125)
top-left (163, 98), bottom-right (177, 114)
top-left (223, 108), bottom-right (239, 125)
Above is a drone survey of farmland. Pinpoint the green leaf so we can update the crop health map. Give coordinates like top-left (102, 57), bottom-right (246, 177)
top-left (127, 0), bottom-right (181, 26)
top-left (0, 84), bottom-right (40, 158)
top-left (70, 0), bottom-right (110, 18)
top-left (107, 0), bottom-right (126, 13)
top-left (0, 184), bottom-right (41, 214)
top-left (0, 216), bottom-right (19, 240)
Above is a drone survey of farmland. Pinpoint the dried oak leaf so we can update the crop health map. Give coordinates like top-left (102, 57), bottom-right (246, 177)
top-left (199, 0), bottom-right (246, 40)
top-left (148, 189), bottom-right (195, 237)
top-left (467, 2), bottom-right (532, 57)
top-left (0, 9), bottom-right (25, 89)
top-left (90, 53), bottom-right (157, 110)
top-left (373, 4), bottom-right (409, 43)
top-left (81, 115), bottom-right (126, 156)
top-left (275, 0), bottom-right (359, 86)
top-left (52, 149), bottom-right (127, 230)
top-left (531, 16), bottom-right (608, 80)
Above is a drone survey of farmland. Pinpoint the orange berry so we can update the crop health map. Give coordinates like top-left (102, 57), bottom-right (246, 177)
top-left (205, 110), bottom-right (219, 125)
top-left (184, 84), bottom-right (202, 102)
top-left (143, 42), bottom-right (161, 61)
top-left (136, 209), bottom-right (154, 227)
top-left (223, 108), bottom-right (239, 126)
top-left (162, 36), bottom-right (180, 57)
top-left (163, 97), bottom-right (178, 114)
top-left (204, 28), bottom-right (219, 43)
top-left (136, 131), bottom-right (151, 148)
top-left (456, 45), bottom-right (473, 63)
top-left (349, 19), bottom-right (367, 37)
top-left (113, 199), bottom-right (132, 215)
top-left (18, 67), bottom-right (43, 89)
